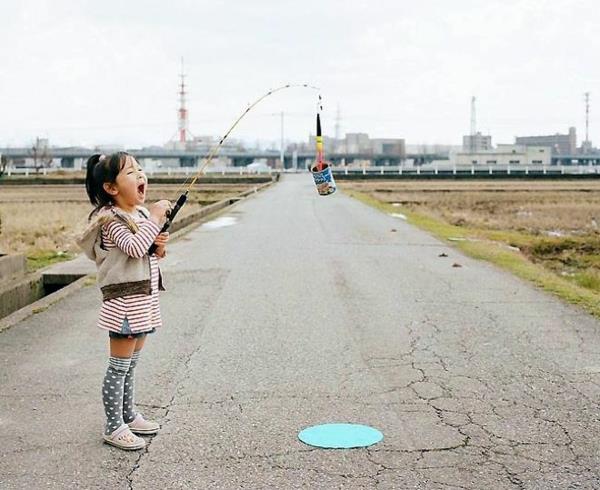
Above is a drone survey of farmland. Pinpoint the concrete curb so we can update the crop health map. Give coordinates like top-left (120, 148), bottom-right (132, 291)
top-left (0, 179), bottom-right (275, 334)
top-left (161, 181), bottom-right (272, 243)
top-left (0, 275), bottom-right (91, 333)
top-left (0, 254), bottom-right (27, 282)
top-left (0, 271), bottom-right (44, 320)
top-left (167, 180), bottom-right (273, 235)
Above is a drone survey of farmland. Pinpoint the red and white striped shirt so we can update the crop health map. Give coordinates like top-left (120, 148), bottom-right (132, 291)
top-left (97, 208), bottom-right (162, 334)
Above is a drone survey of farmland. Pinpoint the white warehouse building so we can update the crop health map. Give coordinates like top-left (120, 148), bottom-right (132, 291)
top-left (454, 145), bottom-right (551, 166)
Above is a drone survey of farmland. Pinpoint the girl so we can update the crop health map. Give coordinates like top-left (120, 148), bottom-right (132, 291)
top-left (77, 152), bottom-right (171, 450)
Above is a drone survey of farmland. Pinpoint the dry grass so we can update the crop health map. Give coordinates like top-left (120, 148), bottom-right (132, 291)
top-left (0, 183), bottom-right (255, 269)
top-left (341, 179), bottom-right (600, 296)
top-left (0, 183), bottom-right (254, 205)
top-left (346, 180), bottom-right (600, 233)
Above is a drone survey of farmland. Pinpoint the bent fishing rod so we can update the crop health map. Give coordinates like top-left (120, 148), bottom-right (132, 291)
top-left (148, 83), bottom-right (320, 254)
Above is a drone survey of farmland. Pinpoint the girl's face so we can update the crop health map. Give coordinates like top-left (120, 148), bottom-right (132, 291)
top-left (104, 155), bottom-right (147, 210)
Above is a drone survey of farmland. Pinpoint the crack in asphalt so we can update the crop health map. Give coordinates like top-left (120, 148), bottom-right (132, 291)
top-left (131, 225), bottom-right (600, 488)
top-left (126, 276), bottom-right (227, 489)
top-left (329, 260), bottom-right (600, 488)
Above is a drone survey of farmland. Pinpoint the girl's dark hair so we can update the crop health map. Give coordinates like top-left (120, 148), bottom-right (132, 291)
top-left (85, 151), bottom-right (131, 220)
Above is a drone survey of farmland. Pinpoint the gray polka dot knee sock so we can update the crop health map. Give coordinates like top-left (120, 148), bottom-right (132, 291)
top-left (102, 356), bottom-right (131, 435)
top-left (123, 350), bottom-right (141, 424)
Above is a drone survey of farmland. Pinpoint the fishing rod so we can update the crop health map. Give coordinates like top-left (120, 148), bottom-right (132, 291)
top-left (148, 83), bottom-right (320, 254)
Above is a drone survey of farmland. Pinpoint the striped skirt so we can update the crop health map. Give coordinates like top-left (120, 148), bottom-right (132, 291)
top-left (97, 255), bottom-right (162, 334)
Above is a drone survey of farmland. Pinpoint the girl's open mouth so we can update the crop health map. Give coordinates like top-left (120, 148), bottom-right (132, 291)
top-left (137, 183), bottom-right (146, 198)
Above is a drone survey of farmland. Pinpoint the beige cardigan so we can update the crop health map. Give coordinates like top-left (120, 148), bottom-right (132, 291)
top-left (77, 206), bottom-right (165, 300)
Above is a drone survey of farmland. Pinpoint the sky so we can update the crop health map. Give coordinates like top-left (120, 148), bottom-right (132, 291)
top-left (0, 0), bottom-right (598, 149)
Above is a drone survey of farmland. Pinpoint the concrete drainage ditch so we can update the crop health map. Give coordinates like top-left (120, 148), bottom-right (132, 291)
top-left (0, 254), bottom-right (85, 321)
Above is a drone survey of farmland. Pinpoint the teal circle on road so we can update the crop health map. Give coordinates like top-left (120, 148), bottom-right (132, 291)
top-left (298, 423), bottom-right (383, 449)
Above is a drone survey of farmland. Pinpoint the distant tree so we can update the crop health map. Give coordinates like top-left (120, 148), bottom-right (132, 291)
top-left (0, 154), bottom-right (11, 252)
top-left (29, 137), bottom-right (53, 174)
top-left (0, 154), bottom-right (7, 178)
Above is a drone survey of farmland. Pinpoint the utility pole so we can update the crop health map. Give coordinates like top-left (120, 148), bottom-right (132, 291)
top-left (584, 92), bottom-right (591, 153)
top-left (280, 111), bottom-right (284, 169)
top-left (335, 104), bottom-right (341, 142)
top-left (470, 96), bottom-right (476, 152)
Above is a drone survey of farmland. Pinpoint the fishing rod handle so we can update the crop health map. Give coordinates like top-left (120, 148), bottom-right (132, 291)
top-left (148, 193), bottom-right (188, 255)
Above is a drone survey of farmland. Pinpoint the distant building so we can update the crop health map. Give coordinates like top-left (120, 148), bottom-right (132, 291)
top-left (462, 132), bottom-right (492, 152)
top-left (515, 127), bottom-right (576, 155)
top-left (94, 144), bottom-right (125, 152)
top-left (406, 144), bottom-right (460, 157)
top-left (371, 138), bottom-right (406, 158)
top-left (344, 133), bottom-right (371, 153)
top-left (164, 135), bottom-right (245, 153)
top-left (455, 145), bottom-right (551, 166)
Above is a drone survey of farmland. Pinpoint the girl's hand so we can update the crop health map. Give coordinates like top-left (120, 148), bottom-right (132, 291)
top-left (154, 232), bottom-right (169, 258)
top-left (149, 200), bottom-right (172, 225)
top-left (154, 232), bottom-right (170, 247)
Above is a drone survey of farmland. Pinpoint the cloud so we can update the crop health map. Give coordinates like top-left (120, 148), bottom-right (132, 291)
top-left (0, 0), bottom-right (598, 147)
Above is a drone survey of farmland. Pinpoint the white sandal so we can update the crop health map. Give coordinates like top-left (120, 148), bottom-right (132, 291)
top-left (127, 413), bottom-right (160, 435)
top-left (103, 424), bottom-right (146, 450)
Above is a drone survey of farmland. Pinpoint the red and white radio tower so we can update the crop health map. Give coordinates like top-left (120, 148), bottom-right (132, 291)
top-left (177, 57), bottom-right (189, 143)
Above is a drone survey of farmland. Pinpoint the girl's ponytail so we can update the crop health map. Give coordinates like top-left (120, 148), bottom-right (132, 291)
top-left (85, 154), bottom-right (103, 208)
top-left (84, 152), bottom-right (129, 220)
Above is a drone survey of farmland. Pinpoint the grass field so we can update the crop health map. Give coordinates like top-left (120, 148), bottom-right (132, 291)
top-left (0, 183), bottom-right (256, 270)
top-left (341, 179), bottom-right (600, 318)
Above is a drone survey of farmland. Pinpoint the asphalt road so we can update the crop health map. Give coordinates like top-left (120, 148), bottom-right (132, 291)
top-left (2, 174), bottom-right (600, 489)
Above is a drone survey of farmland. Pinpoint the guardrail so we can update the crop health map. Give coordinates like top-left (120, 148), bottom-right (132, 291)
top-left (1, 166), bottom-right (279, 177)
top-left (4, 164), bottom-right (600, 178)
top-left (332, 164), bottom-right (600, 178)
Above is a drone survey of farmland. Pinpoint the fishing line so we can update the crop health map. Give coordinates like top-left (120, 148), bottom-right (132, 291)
top-left (148, 83), bottom-right (320, 254)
